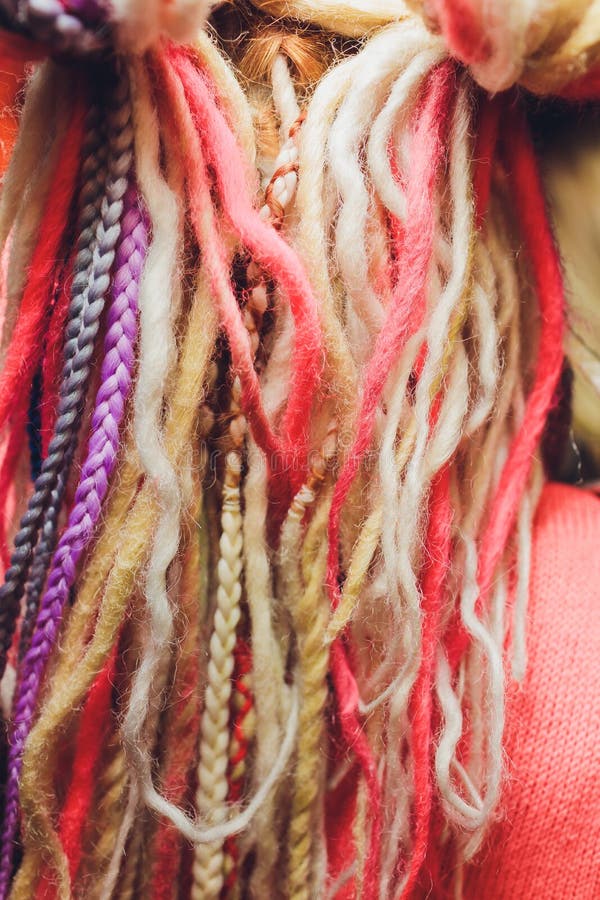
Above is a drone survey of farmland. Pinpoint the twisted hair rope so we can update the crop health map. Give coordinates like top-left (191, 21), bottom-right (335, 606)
top-left (0, 69), bottom-right (135, 900)
top-left (0, 101), bottom-right (107, 680)
top-left (26, 184), bottom-right (144, 670)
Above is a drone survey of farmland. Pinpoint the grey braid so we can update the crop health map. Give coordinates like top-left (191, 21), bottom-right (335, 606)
top-left (17, 469), bottom-right (67, 659)
top-left (0, 68), bottom-right (134, 675)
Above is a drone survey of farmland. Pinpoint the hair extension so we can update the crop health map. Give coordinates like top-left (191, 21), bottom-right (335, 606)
top-left (0, 2), bottom-right (596, 897)
top-left (21, 185), bottom-right (144, 662)
top-left (193, 449), bottom-right (244, 898)
top-left (193, 301), bottom-right (257, 893)
top-left (0, 69), bottom-right (135, 896)
top-left (12, 259), bottom-right (216, 892)
top-left (476, 105), bottom-right (564, 605)
top-left (169, 48), bottom-right (323, 462)
top-left (17, 92), bottom-right (131, 625)
top-left (0, 92), bottom-right (98, 679)
top-left (222, 30), bottom-right (323, 890)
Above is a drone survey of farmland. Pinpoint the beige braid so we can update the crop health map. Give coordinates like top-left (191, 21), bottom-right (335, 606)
top-left (192, 444), bottom-right (244, 900)
top-left (192, 98), bottom-right (293, 886)
top-left (261, 107), bottom-right (306, 228)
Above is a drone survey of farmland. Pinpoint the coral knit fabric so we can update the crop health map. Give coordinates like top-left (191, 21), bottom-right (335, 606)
top-left (465, 482), bottom-right (600, 899)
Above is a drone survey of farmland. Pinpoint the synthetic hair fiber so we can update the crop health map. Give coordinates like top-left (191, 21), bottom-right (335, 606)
top-left (0, 0), bottom-right (596, 898)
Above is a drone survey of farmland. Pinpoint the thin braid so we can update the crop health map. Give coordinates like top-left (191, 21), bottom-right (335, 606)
top-left (17, 470), bottom-right (67, 659)
top-left (30, 187), bottom-right (144, 649)
top-left (0, 102), bottom-right (107, 679)
top-left (18, 437), bottom-right (77, 656)
top-left (193, 197), bottom-right (271, 894)
top-left (19, 188), bottom-right (143, 665)
top-left (261, 109), bottom-right (305, 227)
top-left (193, 450), bottom-right (244, 900)
top-left (0, 70), bottom-right (135, 898)
top-left (20, 93), bottom-right (137, 626)
top-left (282, 435), bottom-right (335, 899)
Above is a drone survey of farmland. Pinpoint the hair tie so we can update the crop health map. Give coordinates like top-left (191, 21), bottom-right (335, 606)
top-left (410, 0), bottom-right (600, 94)
top-left (2, 0), bottom-right (215, 54)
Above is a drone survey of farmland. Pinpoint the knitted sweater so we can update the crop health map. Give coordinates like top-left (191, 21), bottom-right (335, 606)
top-left (465, 483), bottom-right (600, 898)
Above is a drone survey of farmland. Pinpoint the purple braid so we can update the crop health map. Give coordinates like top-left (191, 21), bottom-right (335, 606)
top-left (0, 188), bottom-right (146, 898)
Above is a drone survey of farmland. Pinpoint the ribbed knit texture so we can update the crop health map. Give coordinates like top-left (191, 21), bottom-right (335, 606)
top-left (465, 483), bottom-right (600, 899)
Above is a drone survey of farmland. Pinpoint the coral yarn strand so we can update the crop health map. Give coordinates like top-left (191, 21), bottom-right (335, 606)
top-left (0, 90), bottom-right (86, 435)
top-left (401, 466), bottom-right (452, 899)
top-left (477, 105), bottom-right (565, 602)
top-left (155, 55), bottom-right (283, 465)
top-left (171, 49), bottom-right (323, 461)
